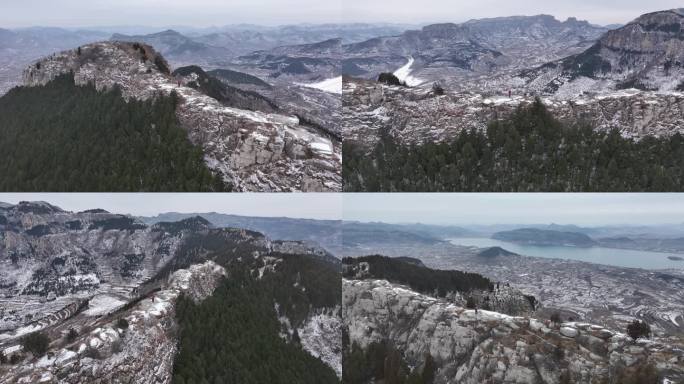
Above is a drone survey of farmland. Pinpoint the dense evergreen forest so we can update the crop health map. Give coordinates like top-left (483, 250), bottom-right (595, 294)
top-left (343, 99), bottom-right (684, 192)
top-left (343, 255), bottom-right (492, 297)
top-left (343, 339), bottom-right (435, 384)
top-left (0, 74), bottom-right (226, 191)
top-left (172, 253), bottom-right (341, 384)
top-left (173, 66), bottom-right (277, 112)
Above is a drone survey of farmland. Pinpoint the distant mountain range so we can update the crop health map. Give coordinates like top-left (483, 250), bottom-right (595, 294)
top-left (342, 14), bottom-right (608, 81)
top-left (111, 30), bottom-right (232, 66)
top-left (521, 9), bottom-right (684, 95)
top-left (492, 228), bottom-right (597, 247)
top-left (143, 212), bottom-right (342, 253)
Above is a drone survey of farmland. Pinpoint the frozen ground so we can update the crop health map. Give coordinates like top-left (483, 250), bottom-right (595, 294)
top-left (298, 309), bottom-right (342, 378)
top-left (393, 56), bottom-right (424, 87)
top-left (296, 76), bottom-right (342, 94)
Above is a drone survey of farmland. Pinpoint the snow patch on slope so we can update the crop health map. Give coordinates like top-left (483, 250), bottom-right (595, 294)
top-left (84, 294), bottom-right (127, 316)
top-left (298, 310), bottom-right (342, 378)
top-left (394, 56), bottom-right (424, 87)
top-left (297, 76), bottom-right (342, 94)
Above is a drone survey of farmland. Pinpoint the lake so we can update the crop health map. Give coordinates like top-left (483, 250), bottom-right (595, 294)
top-left (449, 237), bottom-right (684, 270)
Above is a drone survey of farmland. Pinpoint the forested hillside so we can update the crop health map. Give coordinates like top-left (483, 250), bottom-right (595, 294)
top-left (342, 255), bottom-right (492, 296)
top-left (0, 74), bottom-right (226, 191)
top-left (172, 252), bottom-right (341, 384)
top-left (173, 66), bottom-right (277, 113)
top-left (343, 99), bottom-right (684, 192)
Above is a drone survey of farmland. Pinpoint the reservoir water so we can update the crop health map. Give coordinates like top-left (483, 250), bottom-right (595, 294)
top-left (449, 237), bottom-right (684, 270)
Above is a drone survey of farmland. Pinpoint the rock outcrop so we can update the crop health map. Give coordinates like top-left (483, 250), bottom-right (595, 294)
top-left (343, 77), bottom-right (684, 148)
top-left (0, 261), bottom-right (226, 384)
top-left (21, 41), bottom-right (341, 191)
top-left (343, 278), bottom-right (684, 384)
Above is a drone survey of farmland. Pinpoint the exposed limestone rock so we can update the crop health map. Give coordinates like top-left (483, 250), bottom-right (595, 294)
top-left (0, 261), bottom-right (225, 384)
top-left (343, 78), bottom-right (684, 149)
top-left (343, 278), bottom-right (684, 384)
top-left (21, 41), bottom-right (341, 191)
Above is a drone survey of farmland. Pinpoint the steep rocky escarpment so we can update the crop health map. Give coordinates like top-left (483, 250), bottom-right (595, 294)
top-left (20, 41), bottom-right (340, 191)
top-left (522, 9), bottom-right (684, 95)
top-left (0, 201), bottom-right (192, 304)
top-left (0, 261), bottom-right (226, 384)
top-left (172, 65), bottom-right (278, 114)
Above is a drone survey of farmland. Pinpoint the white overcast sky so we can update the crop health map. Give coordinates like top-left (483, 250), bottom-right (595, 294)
top-left (343, 193), bottom-right (684, 226)
top-left (1, 0), bottom-right (680, 28)
top-left (0, 193), bottom-right (342, 219)
top-left (1, 193), bottom-right (682, 225)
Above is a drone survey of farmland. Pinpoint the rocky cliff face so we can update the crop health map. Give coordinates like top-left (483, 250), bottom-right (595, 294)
top-left (21, 41), bottom-right (341, 191)
top-left (522, 9), bottom-right (684, 95)
top-left (343, 278), bottom-right (684, 384)
top-left (0, 201), bottom-right (189, 300)
top-left (343, 77), bottom-right (684, 148)
top-left (0, 261), bottom-right (226, 384)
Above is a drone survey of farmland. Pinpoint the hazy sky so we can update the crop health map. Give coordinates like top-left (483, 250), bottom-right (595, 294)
top-left (1, 0), bottom-right (679, 28)
top-left (1, 0), bottom-right (342, 28)
top-left (343, 193), bottom-right (684, 226)
top-left (344, 0), bottom-right (683, 26)
top-left (0, 193), bottom-right (342, 219)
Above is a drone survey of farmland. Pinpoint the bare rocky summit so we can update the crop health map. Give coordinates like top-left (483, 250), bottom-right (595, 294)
top-left (344, 278), bottom-right (684, 384)
top-left (22, 41), bottom-right (341, 191)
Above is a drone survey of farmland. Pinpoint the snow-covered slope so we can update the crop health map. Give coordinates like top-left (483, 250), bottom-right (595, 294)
top-left (297, 76), bottom-right (342, 94)
top-left (0, 261), bottom-right (226, 384)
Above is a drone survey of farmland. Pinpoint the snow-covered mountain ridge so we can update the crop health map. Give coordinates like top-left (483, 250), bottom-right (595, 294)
top-left (0, 201), bottom-right (342, 383)
top-left (0, 261), bottom-right (226, 384)
top-left (21, 41), bottom-right (341, 191)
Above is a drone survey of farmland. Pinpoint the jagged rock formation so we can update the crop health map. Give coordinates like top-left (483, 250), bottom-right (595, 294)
top-left (0, 261), bottom-right (226, 384)
top-left (343, 278), bottom-right (684, 384)
top-left (21, 41), bottom-right (341, 191)
top-left (521, 9), bottom-right (684, 95)
top-left (343, 256), bottom-right (535, 317)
